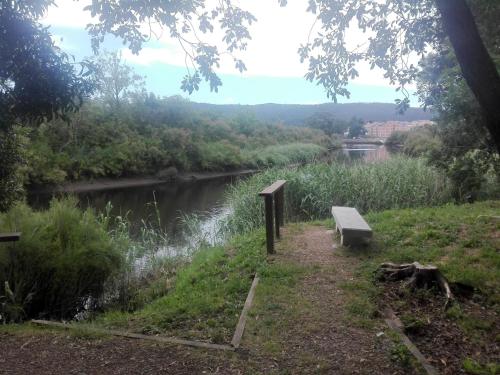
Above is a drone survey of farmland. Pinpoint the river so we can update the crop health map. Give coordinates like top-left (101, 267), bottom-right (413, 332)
top-left (28, 145), bottom-right (390, 254)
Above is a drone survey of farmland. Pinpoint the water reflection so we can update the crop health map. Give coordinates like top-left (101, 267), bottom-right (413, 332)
top-left (342, 144), bottom-right (391, 162)
top-left (29, 176), bottom-right (241, 246)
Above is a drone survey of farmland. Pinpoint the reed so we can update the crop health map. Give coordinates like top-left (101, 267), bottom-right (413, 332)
top-left (242, 143), bottom-right (327, 168)
top-left (224, 156), bottom-right (453, 235)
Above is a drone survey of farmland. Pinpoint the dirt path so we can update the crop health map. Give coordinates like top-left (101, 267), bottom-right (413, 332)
top-left (0, 225), bottom-right (413, 374)
top-left (240, 225), bottom-right (413, 374)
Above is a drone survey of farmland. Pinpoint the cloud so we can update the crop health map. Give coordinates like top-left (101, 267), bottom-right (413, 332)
top-left (42, 0), bottom-right (94, 28)
top-left (43, 0), bottom-right (406, 87)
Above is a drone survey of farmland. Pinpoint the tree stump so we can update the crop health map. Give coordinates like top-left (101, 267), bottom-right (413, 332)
top-left (377, 261), bottom-right (454, 308)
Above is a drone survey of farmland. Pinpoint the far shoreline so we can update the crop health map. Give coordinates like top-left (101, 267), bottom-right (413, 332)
top-left (31, 169), bottom-right (257, 194)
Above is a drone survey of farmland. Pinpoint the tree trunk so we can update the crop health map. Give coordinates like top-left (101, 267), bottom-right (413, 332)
top-left (377, 262), bottom-right (454, 308)
top-left (435, 0), bottom-right (500, 153)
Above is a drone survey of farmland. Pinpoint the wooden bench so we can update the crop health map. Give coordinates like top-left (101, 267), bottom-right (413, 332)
top-left (331, 207), bottom-right (372, 246)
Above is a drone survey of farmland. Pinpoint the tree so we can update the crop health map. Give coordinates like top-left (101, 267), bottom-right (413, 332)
top-left (347, 119), bottom-right (366, 139)
top-left (305, 112), bottom-right (349, 137)
top-left (83, 0), bottom-right (500, 151)
top-left (84, 0), bottom-right (255, 94)
top-left (91, 51), bottom-right (145, 110)
top-left (416, 44), bottom-right (499, 201)
top-left (296, 0), bottom-right (500, 151)
top-left (0, 0), bottom-right (94, 210)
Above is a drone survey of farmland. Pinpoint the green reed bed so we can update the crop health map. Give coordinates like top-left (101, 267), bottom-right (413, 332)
top-left (242, 142), bottom-right (327, 169)
top-left (224, 156), bottom-right (453, 234)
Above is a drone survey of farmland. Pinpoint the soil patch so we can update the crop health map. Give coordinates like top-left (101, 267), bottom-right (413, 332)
top-left (381, 281), bottom-right (500, 374)
top-left (0, 332), bottom-right (237, 374)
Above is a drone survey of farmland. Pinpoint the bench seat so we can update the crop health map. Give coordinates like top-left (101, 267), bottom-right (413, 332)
top-left (331, 206), bottom-right (372, 246)
top-left (0, 232), bottom-right (21, 242)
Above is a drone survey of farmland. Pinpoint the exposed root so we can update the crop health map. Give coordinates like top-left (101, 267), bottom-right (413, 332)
top-left (377, 261), bottom-right (454, 308)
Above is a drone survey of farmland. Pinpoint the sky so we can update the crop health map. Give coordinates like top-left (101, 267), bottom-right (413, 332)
top-left (42, 0), bottom-right (419, 106)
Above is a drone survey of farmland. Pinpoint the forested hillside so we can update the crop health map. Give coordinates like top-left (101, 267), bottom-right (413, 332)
top-left (191, 102), bottom-right (433, 125)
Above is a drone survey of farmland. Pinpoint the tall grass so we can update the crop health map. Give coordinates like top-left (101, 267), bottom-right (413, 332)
top-left (0, 198), bottom-right (123, 321)
top-left (224, 156), bottom-right (452, 234)
top-left (242, 143), bottom-right (327, 169)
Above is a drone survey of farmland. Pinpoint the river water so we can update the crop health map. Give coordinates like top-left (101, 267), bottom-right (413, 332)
top-left (28, 145), bottom-right (390, 254)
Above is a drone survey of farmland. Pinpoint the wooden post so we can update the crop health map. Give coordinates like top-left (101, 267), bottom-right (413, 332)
top-left (259, 180), bottom-right (286, 255)
top-left (278, 187), bottom-right (285, 227)
top-left (274, 190), bottom-right (280, 239)
top-left (264, 195), bottom-right (274, 254)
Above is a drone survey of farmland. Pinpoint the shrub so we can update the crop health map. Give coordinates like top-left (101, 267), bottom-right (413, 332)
top-left (0, 198), bottom-right (123, 321)
top-left (385, 131), bottom-right (408, 146)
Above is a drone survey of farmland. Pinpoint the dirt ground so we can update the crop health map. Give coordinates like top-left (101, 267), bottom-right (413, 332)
top-left (1, 225), bottom-right (417, 374)
top-left (383, 281), bottom-right (500, 375)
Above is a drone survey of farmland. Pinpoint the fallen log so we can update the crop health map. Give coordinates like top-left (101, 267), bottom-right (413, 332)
top-left (377, 261), bottom-right (454, 308)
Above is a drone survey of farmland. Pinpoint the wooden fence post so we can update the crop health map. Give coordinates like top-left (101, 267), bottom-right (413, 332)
top-left (264, 194), bottom-right (275, 254)
top-left (259, 180), bottom-right (286, 255)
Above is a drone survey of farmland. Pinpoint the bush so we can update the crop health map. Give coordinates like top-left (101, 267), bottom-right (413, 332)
top-left (0, 198), bottom-right (123, 321)
top-left (385, 131), bottom-right (408, 146)
top-left (402, 127), bottom-right (441, 157)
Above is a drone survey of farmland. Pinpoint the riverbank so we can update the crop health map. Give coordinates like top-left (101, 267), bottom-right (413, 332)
top-left (32, 169), bottom-right (257, 194)
top-left (2, 201), bottom-right (498, 374)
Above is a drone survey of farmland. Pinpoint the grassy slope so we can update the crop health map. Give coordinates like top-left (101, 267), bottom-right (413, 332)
top-left (367, 200), bottom-right (499, 299)
top-left (336, 200), bottom-right (499, 324)
top-left (7, 201), bottom-right (496, 373)
top-left (97, 201), bottom-right (498, 341)
top-left (96, 230), bottom-right (268, 343)
top-left (337, 200), bottom-right (499, 373)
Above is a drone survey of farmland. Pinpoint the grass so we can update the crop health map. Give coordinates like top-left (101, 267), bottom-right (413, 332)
top-left (242, 142), bottom-right (327, 169)
top-left (0, 198), bottom-right (123, 321)
top-left (322, 200), bottom-right (500, 374)
top-left (224, 156), bottom-right (452, 235)
top-left (333, 201), bottom-right (499, 323)
top-left (463, 358), bottom-right (500, 375)
top-left (2, 200), bottom-right (497, 373)
top-left (366, 200), bottom-right (500, 298)
top-left (93, 200), bottom-right (499, 354)
top-left (94, 229), bottom-right (268, 343)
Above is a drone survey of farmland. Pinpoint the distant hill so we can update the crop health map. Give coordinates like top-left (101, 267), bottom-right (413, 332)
top-left (190, 102), bottom-right (433, 125)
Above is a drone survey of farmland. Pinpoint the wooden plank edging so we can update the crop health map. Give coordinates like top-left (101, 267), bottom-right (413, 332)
top-left (31, 319), bottom-right (234, 351)
top-left (31, 274), bottom-right (261, 352)
top-left (231, 274), bottom-right (260, 348)
top-left (383, 308), bottom-right (439, 375)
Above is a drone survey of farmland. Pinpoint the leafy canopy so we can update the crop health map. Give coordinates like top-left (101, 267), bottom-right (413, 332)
top-left (84, 0), bottom-right (446, 108)
top-left (0, 0), bottom-right (95, 211)
top-left (85, 0), bottom-right (256, 94)
top-left (0, 0), bottom-right (94, 125)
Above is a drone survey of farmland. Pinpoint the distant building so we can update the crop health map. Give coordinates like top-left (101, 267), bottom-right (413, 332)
top-left (364, 120), bottom-right (432, 139)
